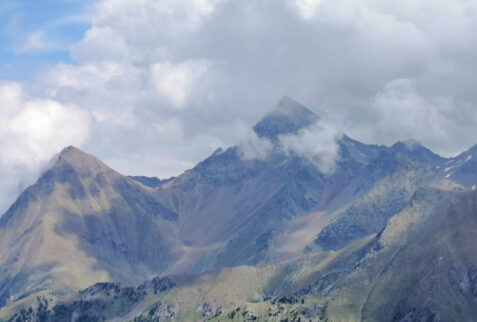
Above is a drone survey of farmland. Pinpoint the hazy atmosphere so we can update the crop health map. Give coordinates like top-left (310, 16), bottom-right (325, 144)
top-left (3, 2), bottom-right (477, 320)
top-left (1, 0), bottom-right (477, 213)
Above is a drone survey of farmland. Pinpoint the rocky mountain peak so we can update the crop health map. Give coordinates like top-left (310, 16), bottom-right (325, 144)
top-left (390, 140), bottom-right (443, 166)
top-left (253, 96), bottom-right (319, 141)
top-left (52, 146), bottom-right (114, 178)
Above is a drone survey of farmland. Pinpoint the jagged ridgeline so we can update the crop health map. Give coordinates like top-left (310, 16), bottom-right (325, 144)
top-left (1, 97), bottom-right (477, 321)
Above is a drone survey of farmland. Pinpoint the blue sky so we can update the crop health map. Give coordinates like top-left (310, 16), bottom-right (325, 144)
top-left (0, 0), bottom-right (94, 80)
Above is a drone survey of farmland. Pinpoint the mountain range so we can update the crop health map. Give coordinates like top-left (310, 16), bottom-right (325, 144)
top-left (1, 96), bottom-right (477, 321)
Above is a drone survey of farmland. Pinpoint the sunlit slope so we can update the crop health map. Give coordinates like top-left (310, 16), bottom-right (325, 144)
top-left (310, 188), bottom-right (477, 321)
top-left (0, 235), bottom-right (372, 321)
top-left (0, 147), bottom-right (181, 306)
top-left (4, 188), bottom-right (477, 321)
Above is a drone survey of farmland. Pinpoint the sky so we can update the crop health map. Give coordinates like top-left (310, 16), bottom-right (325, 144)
top-left (1, 0), bottom-right (477, 213)
top-left (0, 0), bottom-right (94, 80)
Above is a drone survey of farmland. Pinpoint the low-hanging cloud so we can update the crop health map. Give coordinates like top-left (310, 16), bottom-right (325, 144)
top-left (370, 79), bottom-right (458, 151)
top-left (237, 118), bottom-right (343, 174)
top-left (0, 82), bottom-right (90, 213)
top-left (279, 121), bottom-right (343, 174)
top-left (238, 128), bottom-right (274, 161)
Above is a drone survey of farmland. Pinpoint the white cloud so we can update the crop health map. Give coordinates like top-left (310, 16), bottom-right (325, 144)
top-left (151, 60), bottom-right (209, 108)
top-left (72, 0), bottom-right (223, 63)
top-left (372, 79), bottom-right (455, 145)
top-left (3, 0), bottom-right (477, 212)
top-left (237, 117), bottom-right (343, 174)
top-left (32, 0), bottom-right (477, 166)
top-left (279, 121), bottom-right (343, 173)
top-left (0, 82), bottom-right (90, 213)
top-left (288, 0), bottom-right (322, 19)
top-left (18, 31), bottom-right (48, 52)
top-left (238, 128), bottom-right (274, 161)
top-left (72, 26), bottom-right (130, 61)
top-left (357, 78), bottom-right (477, 158)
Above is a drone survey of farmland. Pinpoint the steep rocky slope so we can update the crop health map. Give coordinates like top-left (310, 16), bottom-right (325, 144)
top-left (5, 188), bottom-right (477, 321)
top-left (309, 187), bottom-right (477, 321)
top-left (1, 97), bottom-right (474, 317)
top-left (0, 147), bottom-right (181, 306)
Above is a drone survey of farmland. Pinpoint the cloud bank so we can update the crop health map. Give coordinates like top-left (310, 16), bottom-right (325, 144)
top-left (0, 82), bottom-right (90, 212)
top-left (2, 0), bottom-right (477, 212)
top-left (279, 122), bottom-right (343, 173)
top-left (238, 118), bottom-right (343, 174)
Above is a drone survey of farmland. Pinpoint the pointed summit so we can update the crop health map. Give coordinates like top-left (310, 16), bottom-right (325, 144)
top-left (253, 96), bottom-right (319, 141)
top-left (390, 140), bottom-right (442, 166)
top-left (53, 145), bottom-right (114, 178)
top-left (57, 145), bottom-right (96, 161)
top-left (0, 145), bottom-right (180, 305)
top-left (269, 96), bottom-right (314, 116)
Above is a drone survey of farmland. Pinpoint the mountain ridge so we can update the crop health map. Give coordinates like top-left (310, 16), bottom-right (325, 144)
top-left (1, 97), bottom-right (477, 321)
top-left (5, 187), bottom-right (477, 321)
